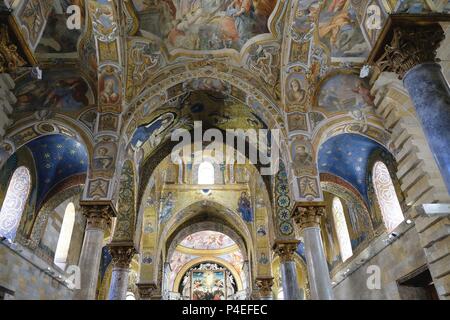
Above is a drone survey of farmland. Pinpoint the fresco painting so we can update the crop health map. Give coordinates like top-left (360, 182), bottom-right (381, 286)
top-left (191, 269), bottom-right (226, 300)
top-left (36, 0), bottom-right (85, 56)
top-left (317, 73), bottom-right (375, 113)
top-left (132, 0), bottom-right (277, 51)
top-left (180, 231), bottom-right (236, 250)
top-left (14, 71), bottom-right (94, 114)
top-left (131, 113), bottom-right (176, 149)
top-left (318, 0), bottom-right (369, 58)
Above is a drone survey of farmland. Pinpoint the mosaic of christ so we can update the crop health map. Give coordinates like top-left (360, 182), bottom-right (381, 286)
top-left (133, 0), bottom-right (277, 51)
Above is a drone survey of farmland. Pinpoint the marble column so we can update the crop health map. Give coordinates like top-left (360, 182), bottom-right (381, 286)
top-left (74, 203), bottom-right (115, 300)
top-left (273, 240), bottom-right (302, 300)
top-left (107, 243), bottom-right (136, 300)
top-left (255, 276), bottom-right (274, 300)
top-left (136, 283), bottom-right (159, 300)
top-left (292, 203), bottom-right (334, 300)
top-left (377, 25), bottom-right (450, 192)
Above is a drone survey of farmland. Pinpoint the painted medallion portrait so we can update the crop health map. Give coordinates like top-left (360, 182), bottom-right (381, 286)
top-left (285, 73), bottom-right (308, 112)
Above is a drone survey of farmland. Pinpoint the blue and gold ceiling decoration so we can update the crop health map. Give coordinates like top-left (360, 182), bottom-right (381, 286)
top-left (24, 134), bottom-right (88, 207)
top-left (318, 133), bottom-right (390, 203)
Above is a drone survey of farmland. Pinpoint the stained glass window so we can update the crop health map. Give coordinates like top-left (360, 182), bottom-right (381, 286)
top-left (54, 202), bottom-right (76, 269)
top-left (0, 166), bottom-right (31, 241)
top-left (373, 161), bottom-right (404, 232)
top-left (332, 197), bottom-right (353, 262)
top-left (198, 161), bottom-right (215, 185)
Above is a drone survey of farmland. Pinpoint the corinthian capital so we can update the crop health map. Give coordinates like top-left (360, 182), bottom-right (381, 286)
top-left (108, 243), bottom-right (136, 269)
top-left (292, 202), bottom-right (326, 229)
top-left (273, 240), bottom-right (299, 263)
top-left (378, 24), bottom-right (445, 79)
top-left (136, 283), bottom-right (160, 300)
top-left (80, 201), bottom-right (117, 231)
top-left (255, 276), bottom-right (274, 299)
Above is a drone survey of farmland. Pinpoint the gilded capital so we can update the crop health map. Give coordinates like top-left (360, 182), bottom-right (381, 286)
top-left (292, 202), bottom-right (326, 229)
top-left (273, 240), bottom-right (299, 263)
top-left (377, 25), bottom-right (445, 79)
top-left (255, 276), bottom-right (274, 298)
top-left (80, 201), bottom-right (117, 231)
top-left (137, 283), bottom-right (160, 300)
top-left (0, 24), bottom-right (27, 73)
top-left (108, 243), bottom-right (136, 269)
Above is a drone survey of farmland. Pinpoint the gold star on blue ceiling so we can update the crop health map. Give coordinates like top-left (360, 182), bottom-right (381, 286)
top-left (25, 134), bottom-right (88, 207)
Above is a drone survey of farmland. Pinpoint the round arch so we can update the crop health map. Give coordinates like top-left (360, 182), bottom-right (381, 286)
top-left (151, 200), bottom-right (255, 284)
top-left (167, 221), bottom-right (249, 263)
top-left (122, 71), bottom-right (288, 144)
top-left (2, 117), bottom-right (95, 171)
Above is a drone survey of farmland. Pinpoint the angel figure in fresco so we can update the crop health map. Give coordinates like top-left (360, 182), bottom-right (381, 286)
top-left (43, 78), bottom-right (89, 111)
top-left (319, 9), bottom-right (351, 49)
top-left (148, 115), bottom-right (172, 148)
top-left (328, 0), bottom-right (347, 13)
top-left (250, 45), bottom-right (276, 84)
top-left (206, 233), bottom-right (225, 248)
top-left (352, 80), bottom-right (375, 107)
top-left (226, 0), bottom-right (256, 45)
top-left (100, 78), bottom-right (120, 105)
top-left (238, 191), bottom-right (253, 222)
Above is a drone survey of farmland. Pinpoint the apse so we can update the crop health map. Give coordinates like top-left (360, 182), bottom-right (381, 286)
top-left (318, 133), bottom-right (390, 202)
top-left (168, 230), bottom-right (247, 300)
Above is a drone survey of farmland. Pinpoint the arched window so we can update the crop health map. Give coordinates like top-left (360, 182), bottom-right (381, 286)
top-left (373, 161), bottom-right (404, 232)
top-left (198, 161), bottom-right (215, 185)
top-left (0, 166), bottom-right (31, 241)
top-left (126, 292), bottom-right (136, 300)
top-left (277, 288), bottom-right (284, 300)
top-left (54, 202), bottom-right (76, 269)
top-left (332, 197), bottom-right (353, 262)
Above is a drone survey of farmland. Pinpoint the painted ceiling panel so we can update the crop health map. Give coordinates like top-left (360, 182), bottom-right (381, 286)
top-left (318, 133), bottom-right (389, 202)
top-left (25, 134), bottom-right (88, 206)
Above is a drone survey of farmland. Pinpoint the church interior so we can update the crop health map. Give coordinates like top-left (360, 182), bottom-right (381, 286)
top-left (0, 0), bottom-right (449, 301)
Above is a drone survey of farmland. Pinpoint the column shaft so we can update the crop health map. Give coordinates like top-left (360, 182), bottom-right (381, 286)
top-left (376, 24), bottom-right (449, 192)
top-left (293, 203), bottom-right (334, 300)
top-left (74, 203), bottom-right (114, 300)
top-left (108, 268), bottom-right (130, 300)
top-left (107, 244), bottom-right (136, 300)
top-left (75, 227), bottom-right (105, 300)
top-left (273, 240), bottom-right (302, 300)
top-left (303, 227), bottom-right (333, 300)
top-left (403, 63), bottom-right (450, 192)
top-left (280, 261), bottom-right (302, 300)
